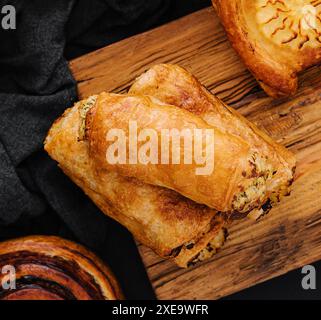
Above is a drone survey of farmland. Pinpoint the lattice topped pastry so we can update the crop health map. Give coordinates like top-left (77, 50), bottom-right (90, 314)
top-left (212, 0), bottom-right (321, 97)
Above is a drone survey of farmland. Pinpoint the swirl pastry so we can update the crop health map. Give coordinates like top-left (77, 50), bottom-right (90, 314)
top-left (212, 0), bottom-right (321, 97)
top-left (0, 236), bottom-right (123, 300)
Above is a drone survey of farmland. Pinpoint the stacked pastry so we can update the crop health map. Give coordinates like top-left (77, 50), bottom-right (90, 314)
top-left (45, 64), bottom-right (296, 268)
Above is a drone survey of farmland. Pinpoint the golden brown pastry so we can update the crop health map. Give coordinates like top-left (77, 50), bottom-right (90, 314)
top-left (44, 64), bottom-right (295, 268)
top-left (0, 236), bottom-right (123, 300)
top-left (84, 92), bottom-right (294, 215)
top-left (212, 0), bottom-right (321, 97)
top-left (45, 102), bottom-right (227, 268)
top-left (86, 93), bottom-right (265, 213)
top-left (129, 64), bottom-right (296, 218)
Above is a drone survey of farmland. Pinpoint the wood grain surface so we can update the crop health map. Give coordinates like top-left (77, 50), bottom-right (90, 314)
top-left (70, 7), bottom-right (321, 300)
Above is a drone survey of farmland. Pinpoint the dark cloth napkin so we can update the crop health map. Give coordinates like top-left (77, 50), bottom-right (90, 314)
top-left (0, 0), bottom-right (211, 300)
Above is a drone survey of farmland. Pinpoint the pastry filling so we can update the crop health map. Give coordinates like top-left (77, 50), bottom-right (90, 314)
top-left (233, 152), bottom-right (293, 216)
top-left (232, 152), bottom-right (273, 213)
top-left (78, 95), bottom-right (98, 141)
top-left (187, 228), bottom-right (227, 266)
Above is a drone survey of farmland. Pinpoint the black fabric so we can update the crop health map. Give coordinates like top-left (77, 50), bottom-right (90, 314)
top-left (64, 0), bottom-right (211, 59)
top-left (0, 0), bottom-right (211, 300)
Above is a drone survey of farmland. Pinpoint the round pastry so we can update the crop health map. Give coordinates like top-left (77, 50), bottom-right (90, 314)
top-left (212, 0), bottom-right (321, 97)
top-left (0, 236), bottom-right (123, 300)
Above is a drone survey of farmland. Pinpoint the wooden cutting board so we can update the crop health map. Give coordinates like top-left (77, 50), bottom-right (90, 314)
top-left (69, 7), bottom-right (321, 300)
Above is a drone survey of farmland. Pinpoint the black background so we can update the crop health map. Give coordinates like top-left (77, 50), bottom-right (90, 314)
top-left (0, 0), bottom-right (320, 300)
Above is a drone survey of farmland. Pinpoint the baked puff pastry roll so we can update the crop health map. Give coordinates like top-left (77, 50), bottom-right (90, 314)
top-left (129, 64), bottom-right (296, 218)
top-left (0, 236), bottom-right (123, 300)
top-left (45, 100), bottom-right (227, 268)
top-left (212, 0), bottom-right (321, 97)
top-left (85, 93), bottom-right (261, 213)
